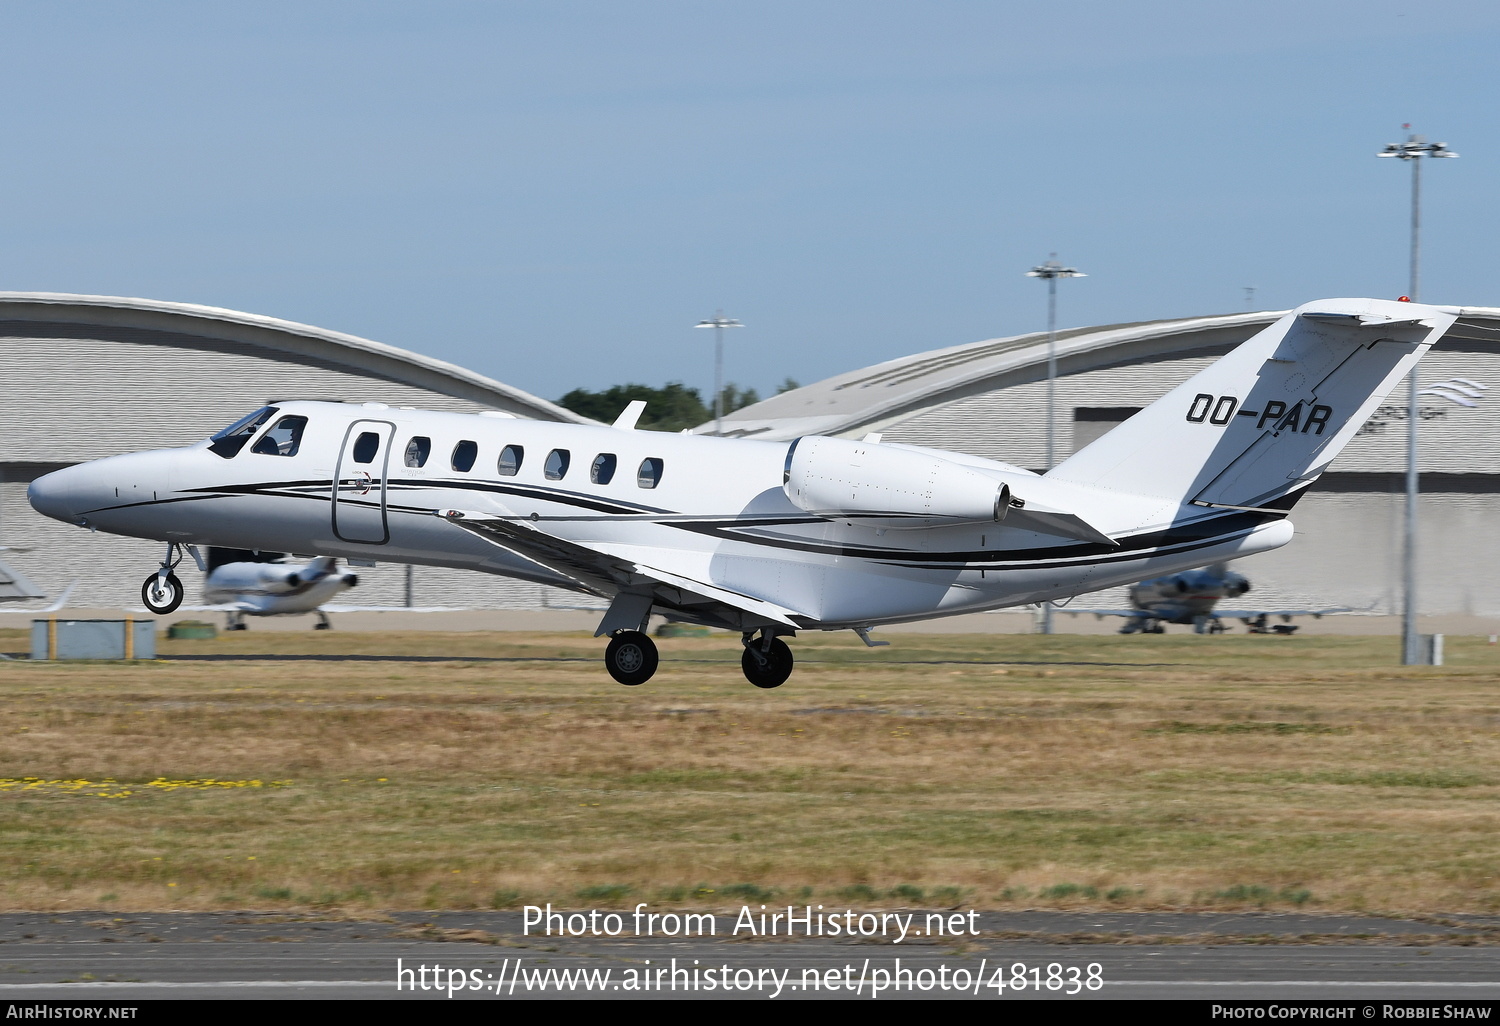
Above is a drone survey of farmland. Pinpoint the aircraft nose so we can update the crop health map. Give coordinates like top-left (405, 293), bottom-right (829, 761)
top-left (28, 452), bottom-right (174, 527)
top-left (27, 465), bottom-right (90, 525)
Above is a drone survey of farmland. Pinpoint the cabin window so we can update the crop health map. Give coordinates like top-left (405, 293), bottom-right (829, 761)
top-left (498, 445), bottom-right (524, 476)
top-left (544, 449), bottom-right (570, 481)
top-left (637, 457), bottom-right (664, 489)
top-left (208, 406), bottom-right (277, 459)
top-left (404, 436), bottom-right (431, 468)
top-left (251, 416), bottom-right (308, 457)
top-left (591, 453), bottom-right (617, 485)
top-left (451, 440), bottom-right (478, 472)
top-left (352, 431), bottom-right (381, 464)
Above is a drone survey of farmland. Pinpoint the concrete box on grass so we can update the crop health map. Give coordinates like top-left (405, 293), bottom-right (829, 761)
top-left (31, 620), bottom-right (156, 660)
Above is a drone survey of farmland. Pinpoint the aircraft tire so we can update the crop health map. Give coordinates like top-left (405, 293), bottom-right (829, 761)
top-left (141, 572), bottom-right (184, 615)
top-left (742, 637), bottom-right (794, 689)
top-left (605, 630), bottom-right (658, 686)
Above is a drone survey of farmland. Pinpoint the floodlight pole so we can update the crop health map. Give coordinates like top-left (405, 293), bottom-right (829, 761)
top-left (1026, 256), bottom-right (1086, 634)
top-left (1378, 129), bottom-right (1457, 664)
top-left (695, 311), bottom-right (743, 435)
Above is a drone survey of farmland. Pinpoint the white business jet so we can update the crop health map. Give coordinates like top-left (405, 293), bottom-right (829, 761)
top-left (28, 298), bottom-right (1451, 689)
top-left (200, 549), bottom-right (359, 630)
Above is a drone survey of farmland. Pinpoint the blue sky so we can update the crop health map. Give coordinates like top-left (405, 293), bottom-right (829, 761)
top-left (1, 1), bottom-right (1496, 402)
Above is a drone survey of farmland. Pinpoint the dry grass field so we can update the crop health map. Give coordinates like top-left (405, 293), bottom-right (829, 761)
top-left (0, 627), bottom-right (1497, 915)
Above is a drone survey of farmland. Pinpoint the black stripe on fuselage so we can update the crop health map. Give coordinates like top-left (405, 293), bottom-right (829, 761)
top-left (84, 476), bottom-right (1283, 572)
top-left (671, 510), bottom-right (1278, 569)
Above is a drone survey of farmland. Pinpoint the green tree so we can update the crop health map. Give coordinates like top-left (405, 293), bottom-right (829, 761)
top-left (558, 381), bottom-right (767, 431)
top-left (714, 383), bottom-right (760, 415)
top-left (556, 382), bottom-right (709, 432)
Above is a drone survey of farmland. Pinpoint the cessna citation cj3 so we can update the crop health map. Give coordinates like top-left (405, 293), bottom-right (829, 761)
top-left (28, 298), bottom-right (1453, 689)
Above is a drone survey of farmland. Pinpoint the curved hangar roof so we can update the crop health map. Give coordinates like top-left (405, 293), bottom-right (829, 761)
top-left (0, 292), bottom-right (586, 465)
top-left (709, 306), bottom-right (1500, 446)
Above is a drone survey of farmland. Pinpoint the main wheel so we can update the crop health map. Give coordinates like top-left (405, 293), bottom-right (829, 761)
top-left (741, 637), bottom-right (794, 689)
top-left (605, 630), bottom-right (658, 686)
top-left (141, 572), bottom-right (184, 614)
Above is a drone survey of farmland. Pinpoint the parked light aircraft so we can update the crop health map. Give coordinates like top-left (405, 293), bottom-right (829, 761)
top-left (27, 298), bottom-right (1453, 688)
top-left (196, 548), bottom-right (359, 630)
top-left (1071, 563), bottom-right (1344, 635)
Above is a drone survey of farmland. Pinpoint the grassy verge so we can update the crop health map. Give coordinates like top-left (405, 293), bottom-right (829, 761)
top-left (0, 628), bottom-right (1497, 913)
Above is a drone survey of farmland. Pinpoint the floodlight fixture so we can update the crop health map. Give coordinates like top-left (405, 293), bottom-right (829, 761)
top-left (1026, 255), bottom-right (1086, 634)
top-left (695, 312), bottom-right (744, 435)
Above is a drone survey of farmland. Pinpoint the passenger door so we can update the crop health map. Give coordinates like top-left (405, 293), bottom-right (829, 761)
top-left (333, 420), bottom-right (395, 544)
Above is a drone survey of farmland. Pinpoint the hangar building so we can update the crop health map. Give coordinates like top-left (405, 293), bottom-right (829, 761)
top-left (710, 308), bottom-right (1500, 618)
top-left (0, 292), bottom-right (589, 611)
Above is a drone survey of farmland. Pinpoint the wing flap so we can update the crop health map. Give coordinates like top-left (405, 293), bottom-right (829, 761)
top-left (439, 508), bottom-right (629, 595)
top-left (630, 560), bottom-right (803, 627)
top-left (437, 509), bottom-right (807, 626)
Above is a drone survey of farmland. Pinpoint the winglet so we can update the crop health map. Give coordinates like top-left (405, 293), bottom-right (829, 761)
top-left (612, 401), bottom-right (648, 430)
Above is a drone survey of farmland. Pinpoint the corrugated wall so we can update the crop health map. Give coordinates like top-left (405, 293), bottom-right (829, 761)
top-left (0, 325), bottom-right (497, 464)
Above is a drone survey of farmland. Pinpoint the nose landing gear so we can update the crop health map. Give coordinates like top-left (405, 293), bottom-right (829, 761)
top-left (141, 543), bottom-right (190, 615)
top-left (741, 629), bottom-right (795, 689)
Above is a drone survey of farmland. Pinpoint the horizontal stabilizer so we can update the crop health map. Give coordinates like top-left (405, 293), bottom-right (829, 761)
top-left (1003, 505), bottom-right (1119, 547)
top-left (1300, 311), bottom-right (1437, 327)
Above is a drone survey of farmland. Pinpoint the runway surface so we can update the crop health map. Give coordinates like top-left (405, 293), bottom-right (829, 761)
top-left (1, 910), bottom-right (1497, 1000)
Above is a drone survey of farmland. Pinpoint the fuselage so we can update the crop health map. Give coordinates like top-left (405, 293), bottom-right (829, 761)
top-left (202, 556), bottom-right (358, 615)
top-left (1127, 567), bottom-right (1251, 625)
top-left (28, 400), bottom-right (1293, 629)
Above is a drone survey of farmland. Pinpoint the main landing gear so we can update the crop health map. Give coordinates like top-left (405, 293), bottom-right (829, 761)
top-left (599, 625), bottom-right (798, 689)
top-left (741, 629), bottom-right (795, 689)
top-left (225, 610), bottom-right (333, 631)
top-left (141, 543), bottom-right (188, 615)
top-left (604, 630), bottom-right (658, 686)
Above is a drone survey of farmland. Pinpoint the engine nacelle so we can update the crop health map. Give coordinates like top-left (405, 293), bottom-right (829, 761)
top-left (782, 436), bottom-right (1010, 528)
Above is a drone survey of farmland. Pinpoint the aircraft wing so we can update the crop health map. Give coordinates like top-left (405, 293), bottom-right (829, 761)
top-left (436, 509), bottom-right (635, 596)
top-left (1215, 607), bottom-right (1350, 619)
top-left (1063, 608), bottom-right (1149, 619)
top-left (437, 509), bottom-right (808, 628)
top-left (0, 556), bottom-right (45, 602)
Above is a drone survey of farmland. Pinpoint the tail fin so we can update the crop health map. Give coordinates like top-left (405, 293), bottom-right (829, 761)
top-left (1047, 298), bottom-right (1455, 509)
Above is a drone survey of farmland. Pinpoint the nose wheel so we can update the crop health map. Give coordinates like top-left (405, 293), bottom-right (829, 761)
top-left (141, 541), bottom-right (194, 615)
top-left (605, 630), bottom-right (658, 686)
top-left (141, 572), bottom-right (184, 614)
top-left (741, 634), bottom-right (794, 689)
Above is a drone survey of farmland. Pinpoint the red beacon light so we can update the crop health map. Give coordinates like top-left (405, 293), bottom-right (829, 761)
top-left (1398, 296), bottom-right (1412, 302)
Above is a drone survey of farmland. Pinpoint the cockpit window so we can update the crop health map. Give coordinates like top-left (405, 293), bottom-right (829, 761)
top-left (208, 406), bottom-right (277, 459)
top-left (452, 440), bottom-right (478, 472)
top-left (251, 416), bottom-right (308, 457)
top-left (404, 436), bottom-right (431, 468)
